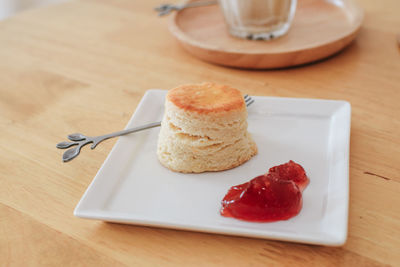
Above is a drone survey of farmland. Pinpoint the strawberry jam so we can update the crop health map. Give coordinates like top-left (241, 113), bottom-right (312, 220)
top-left (268, 160), bottom-right (309, 192)
top-left (220, 161), bottom-right (309, 222)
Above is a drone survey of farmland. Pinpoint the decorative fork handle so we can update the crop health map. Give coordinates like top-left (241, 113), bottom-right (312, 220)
top-left (154, 0), bottom-right (217, 16)
top-left (57, 95), bottom-right (254, 162)
top-left (56, 121), bottom-right (161, 162)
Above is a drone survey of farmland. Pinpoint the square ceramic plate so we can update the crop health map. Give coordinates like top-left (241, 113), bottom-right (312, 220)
top-left (74, 90), bottom-right (350, 246)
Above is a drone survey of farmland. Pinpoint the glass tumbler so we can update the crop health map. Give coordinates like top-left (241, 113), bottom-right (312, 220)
top-left (218, 0), bottom-right (297, 40)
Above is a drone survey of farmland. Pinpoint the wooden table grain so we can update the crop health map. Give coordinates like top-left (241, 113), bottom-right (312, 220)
top-left (1, 0), bottom-right (399, 266)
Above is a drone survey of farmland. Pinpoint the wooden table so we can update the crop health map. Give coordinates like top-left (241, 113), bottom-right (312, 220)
top-left (1, 0), bottom-right (399, 266)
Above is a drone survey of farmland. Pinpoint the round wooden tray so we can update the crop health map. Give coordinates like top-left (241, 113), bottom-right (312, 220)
top-left (169, 0), bottom-right (364, 69)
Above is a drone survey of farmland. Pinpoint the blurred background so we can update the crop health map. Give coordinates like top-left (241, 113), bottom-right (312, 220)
top-left (0, 0), bottom-right (66, 20)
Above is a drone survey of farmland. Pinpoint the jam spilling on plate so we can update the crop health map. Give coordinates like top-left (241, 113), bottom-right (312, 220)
top-left (220, 161), bottom-right (309, 222)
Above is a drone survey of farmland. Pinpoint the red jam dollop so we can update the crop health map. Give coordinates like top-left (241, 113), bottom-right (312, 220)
top-left (220, 161), bottom-right (309, 222)
top-left (268, 160), bottom-right (309, 192)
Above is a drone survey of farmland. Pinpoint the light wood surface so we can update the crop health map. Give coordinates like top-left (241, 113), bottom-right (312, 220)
top-left (170, 0), bottom-right (363, 69)
top-left (0, 0), bottom-right (399, 266)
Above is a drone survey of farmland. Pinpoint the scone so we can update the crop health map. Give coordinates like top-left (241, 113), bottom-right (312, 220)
top-left (157, 82), bottom-right (257, 173)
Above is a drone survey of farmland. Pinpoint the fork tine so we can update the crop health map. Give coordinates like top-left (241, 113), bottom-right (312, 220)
top-left (246, 99), bottom-right (254, 107)
top-left (244, 95), bottom-right (254, 107)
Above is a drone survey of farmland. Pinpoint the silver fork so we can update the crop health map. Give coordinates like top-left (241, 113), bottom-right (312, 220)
top-left (57, 95), bottom-right (255, 162)
top-left (154, 0), bottom-right (217, 16)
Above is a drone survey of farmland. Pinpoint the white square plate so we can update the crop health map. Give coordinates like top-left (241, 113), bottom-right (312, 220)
top-left (74, 90), bottom-right (350, 246)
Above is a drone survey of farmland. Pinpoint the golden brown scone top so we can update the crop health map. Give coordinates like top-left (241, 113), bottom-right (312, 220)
top-left (167, 82), bottom-right (245, 114)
